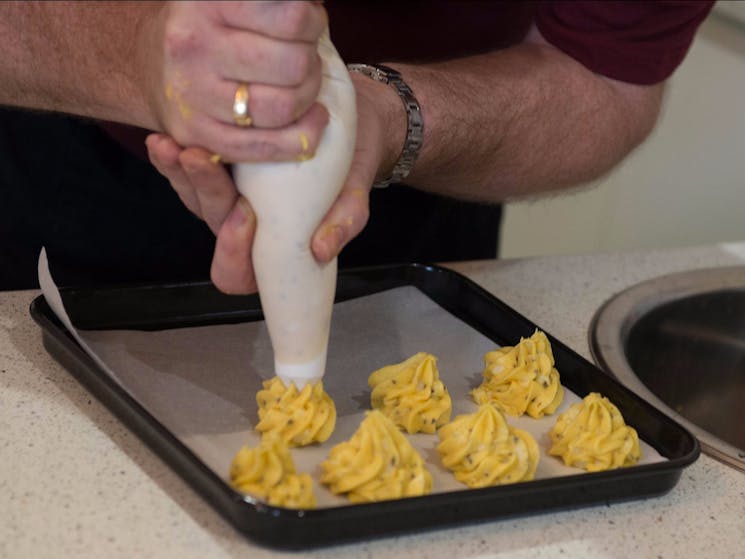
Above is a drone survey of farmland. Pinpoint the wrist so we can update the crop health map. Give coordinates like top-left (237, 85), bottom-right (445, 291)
top-left (349, 71), bottom-right (404, 182)
top-left (133, 6), bottom-right (168, 131)
top-left (349, 64), bottom-right (421, 186)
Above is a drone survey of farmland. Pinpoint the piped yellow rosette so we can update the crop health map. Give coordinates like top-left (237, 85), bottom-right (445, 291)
top-left (437, 404), bottom-right (539, 487)
top-left (472, 330), bottom-right (564, 418)
top-left (368, 352), bottom-right (452, 434)
top-left (549, 392), bottom-right (641, 471)
top-left (256, 376), bottom-right (336, 447)
top-left (230, 437), bottom-right (316, 509)
top-left (320, 410), bottom-right (433, 503)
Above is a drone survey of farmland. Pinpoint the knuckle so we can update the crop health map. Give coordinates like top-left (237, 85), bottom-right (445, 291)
top-left (270, 91), bottom-right (298, 125)
top-left (163, 21), bottom-right (202, 61)
top-left (253, 88), bottom-right (297, 126)
top-left (190, 174), bottom-right (222, 196)
top-left (249, 140), bottom-right (280, 160)
top-left (278, 2), bottom-right (313, 37)
top-left (225, 135), bottom-right (280, 162)
top-left (282, 48), bottom-right (314, 84)
top-left (236, 41), bottom-right (262, 70)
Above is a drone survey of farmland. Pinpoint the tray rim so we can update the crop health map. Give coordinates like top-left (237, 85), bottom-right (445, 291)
top-left (30, 262), bottom-right (700, 548)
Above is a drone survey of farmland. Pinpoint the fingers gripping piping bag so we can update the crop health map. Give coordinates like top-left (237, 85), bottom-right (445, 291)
top-left (234, 29), bottom-right (356, 389)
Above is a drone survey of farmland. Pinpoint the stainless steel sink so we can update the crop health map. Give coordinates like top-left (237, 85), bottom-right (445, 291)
top-left (591, 267), bottom-right (745, 472)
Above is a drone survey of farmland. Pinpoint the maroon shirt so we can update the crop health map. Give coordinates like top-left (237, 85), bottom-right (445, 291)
top-left (535, 0), bottom-right (713, 85)
top-left (328, 0), bottom-right (711, 85)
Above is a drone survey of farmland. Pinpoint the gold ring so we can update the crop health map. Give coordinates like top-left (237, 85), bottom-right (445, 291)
top-left (232, 83), bottom-right (252, 127)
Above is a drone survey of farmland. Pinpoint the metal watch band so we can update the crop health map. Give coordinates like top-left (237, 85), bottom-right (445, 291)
top-left (347, 63), bottom-right (424, 188)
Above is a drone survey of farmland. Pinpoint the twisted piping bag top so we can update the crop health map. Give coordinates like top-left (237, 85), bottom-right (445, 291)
top-left (234, 29), bottom-right (357, 389)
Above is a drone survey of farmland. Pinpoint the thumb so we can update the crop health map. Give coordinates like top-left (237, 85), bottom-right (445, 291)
top-left (311, 154), bottom-right (376, 263)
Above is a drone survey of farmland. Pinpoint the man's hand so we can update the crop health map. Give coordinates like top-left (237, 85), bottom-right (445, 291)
top-left (146, 72), bottom-right (402, 293)
top-left (0, 1), bottom-right (329, 161)
top-left (145, 1), bottom-right (329, 162)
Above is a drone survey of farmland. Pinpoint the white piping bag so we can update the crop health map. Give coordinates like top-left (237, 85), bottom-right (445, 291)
top-left (234, 29), bottom-right (356, 388)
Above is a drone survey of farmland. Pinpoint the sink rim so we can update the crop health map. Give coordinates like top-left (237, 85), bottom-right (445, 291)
top-left (590, 265), bottom-right (745, 473)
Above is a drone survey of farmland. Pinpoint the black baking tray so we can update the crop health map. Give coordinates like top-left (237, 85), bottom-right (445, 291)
top-left (30, 263), bottom-right (700, 548)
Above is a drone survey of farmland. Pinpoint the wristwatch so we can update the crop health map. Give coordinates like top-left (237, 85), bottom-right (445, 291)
top-left (347, 63), bottom-right (424, 188)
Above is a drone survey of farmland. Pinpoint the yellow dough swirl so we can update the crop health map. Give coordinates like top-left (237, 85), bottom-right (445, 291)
top-left (368, 352), bottom-right (452, 434)
top-left (549, 392), bottom-right (641, 471)
top-left (320, 410), bottom-right (433, 503)
top-left (230, 437), bottom-right (316, 509)
top-left (471, 330), bottom-right (564, 418)
top-left (256, 376), bottom-right (336, 447)
top-left (437, 404), bottom-right (539, 487)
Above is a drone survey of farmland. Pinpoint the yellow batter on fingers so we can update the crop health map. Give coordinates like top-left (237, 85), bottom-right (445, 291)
top-left (368, 352), bottom-right (452, 434)
top-left (230, 436), bottom-right (316, 509)
top-left (549, 392), bottom-right (641, 471)
top-left (296, 132), bottom-right (315, 161)
top-left (255, 376), bottom-right (336, 447)
top-left (471, 330), bottom-right (564, 418)
top-left (320, 410), bottom-right (433, 503)
top-left (437, 404), bottom-right (539, 488)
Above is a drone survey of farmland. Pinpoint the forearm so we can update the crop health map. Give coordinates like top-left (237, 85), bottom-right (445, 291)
top-left (0, 1), bottom-right (161, 128)
top-left (383, 31), bottom-right (664, 202)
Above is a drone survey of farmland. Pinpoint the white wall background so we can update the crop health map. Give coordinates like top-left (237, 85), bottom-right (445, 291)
top-left (500, 6), bottom-right (745, 258)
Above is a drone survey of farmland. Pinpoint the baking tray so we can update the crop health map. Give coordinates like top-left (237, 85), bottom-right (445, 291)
top-left (30, 263), bottom-right (700, 548)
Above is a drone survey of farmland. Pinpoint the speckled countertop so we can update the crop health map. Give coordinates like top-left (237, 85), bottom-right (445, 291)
top-left (2, 244), bottom-right (745, 559)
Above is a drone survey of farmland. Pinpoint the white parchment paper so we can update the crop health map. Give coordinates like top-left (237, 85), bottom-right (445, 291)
top-left (39, 250), bottom-right (664, 508)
